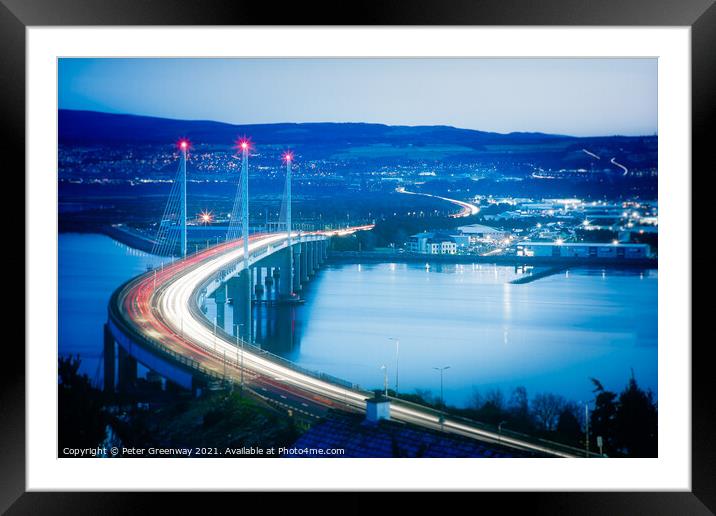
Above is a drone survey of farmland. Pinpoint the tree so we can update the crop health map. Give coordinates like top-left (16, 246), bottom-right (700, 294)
top-left (509, 386), bottom-right (529, 419)
top-left (556, 403), bottom-right (583, 446)
top-left (476, 388), bottom-right (506, 424)
top-left (468, 388), bottom-right (483, 411)
top-left (58, 355), bottom-right (107, 451)
top-left (485, 388), bottom-right (505, 412)
top-left (590, 378), bottom-right (618, 455)
top-left (614, 372), bottom-right (658, 457)
top-left (532, 393), bottom-right (566, 432)
top-left (508, 386), bottom-right (531, 431)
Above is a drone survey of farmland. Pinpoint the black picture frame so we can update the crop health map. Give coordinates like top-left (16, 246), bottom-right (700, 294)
top-left (3, 0), bottom-right (711, 512)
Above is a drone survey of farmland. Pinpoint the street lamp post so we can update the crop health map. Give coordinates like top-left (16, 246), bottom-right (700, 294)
top-left (585, 401), bottom-right (590, 457)
top-left (498, 420), bottom-right (508, 443)
top-left (433, 366), bottom-right (450, 431)
top-left (380, 365), bottom-right (388, 397)
top-left (387, 337), bottom-right (400, 394)
top-left (433, 366), bottom-right (450, 408)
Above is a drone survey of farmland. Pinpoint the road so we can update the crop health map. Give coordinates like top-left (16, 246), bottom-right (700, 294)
top-left (396, 186), bottom-right (479, 218)
top-left (114, 228), bottom-right (582, 457)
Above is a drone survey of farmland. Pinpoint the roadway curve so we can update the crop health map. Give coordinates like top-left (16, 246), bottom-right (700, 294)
top-left (112, 227), bottom-right (581, 458)
top-left (396, 186), bottom-right (480, 218)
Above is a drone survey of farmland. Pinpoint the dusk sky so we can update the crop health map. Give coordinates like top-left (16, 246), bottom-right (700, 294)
top-left (58, 58), bottom-right (657, 137)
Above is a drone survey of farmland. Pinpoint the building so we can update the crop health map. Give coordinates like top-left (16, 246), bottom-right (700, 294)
top-left (516, 242), bottom-right (651, 259)
top-left (407, 232), bottom-right (460, 254)
top-left (456, 224), bottom-right (509, 243)
top-left (482, 211), bottom-right (522, 221)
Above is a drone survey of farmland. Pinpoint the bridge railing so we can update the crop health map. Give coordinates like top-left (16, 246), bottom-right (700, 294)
top-left (383, 393), bottom-right (600, 458)
top-left (108, 280), bottom-right (228, 384)
top-left (108, 234), bottom-right (335, 389)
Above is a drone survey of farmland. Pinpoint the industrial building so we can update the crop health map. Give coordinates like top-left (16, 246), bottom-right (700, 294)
top-left (456, 224), bottom-right (509, 243)
top-left (516, 241), bottom-right (651, 259)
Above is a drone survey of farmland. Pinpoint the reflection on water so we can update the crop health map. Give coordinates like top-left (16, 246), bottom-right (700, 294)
top-left (204, 262), bottom-right (657, 407)
top-left (58, 233), bottom-right (657, 407)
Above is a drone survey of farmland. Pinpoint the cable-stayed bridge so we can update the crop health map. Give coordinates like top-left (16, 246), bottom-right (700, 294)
top-left (105, 139), bottom-right (587, 458)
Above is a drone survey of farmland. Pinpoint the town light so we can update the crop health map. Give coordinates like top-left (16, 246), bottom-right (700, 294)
top-left (199, 210), bottom-right (213, 224)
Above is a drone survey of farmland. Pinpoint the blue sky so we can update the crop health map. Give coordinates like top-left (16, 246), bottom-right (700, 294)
top-left (59, 58), bottom-right (657, 137)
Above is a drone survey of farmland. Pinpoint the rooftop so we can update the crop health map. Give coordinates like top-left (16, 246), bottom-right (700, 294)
top-left (457, 224), bottom-right (504, 234)
top-left (283, 411), bottom-right (546, 458)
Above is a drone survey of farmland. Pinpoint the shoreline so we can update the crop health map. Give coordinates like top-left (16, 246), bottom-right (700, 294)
top-left (327, 250), bottom-right (658, 268)
top-left (58, 227), bottom-right (659, 270)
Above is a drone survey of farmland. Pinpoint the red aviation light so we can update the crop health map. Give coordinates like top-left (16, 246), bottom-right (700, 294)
top-left (236, 137), bottom-right (252, 152)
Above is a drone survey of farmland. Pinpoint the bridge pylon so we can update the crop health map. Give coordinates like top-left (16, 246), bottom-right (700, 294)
top-left (151, 139), bottom-right (190, 258)
top-left (227, 139), bottom-right (251, 265)
top-left (281, 151), bottom-right (295, 298)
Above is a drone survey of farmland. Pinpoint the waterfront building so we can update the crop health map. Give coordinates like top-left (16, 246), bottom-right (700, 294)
top-left (406, 231), bottom-right (461, 254)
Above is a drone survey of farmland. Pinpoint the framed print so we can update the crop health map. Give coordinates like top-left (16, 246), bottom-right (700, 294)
top-left (3, 0), bottom-right (712, 511)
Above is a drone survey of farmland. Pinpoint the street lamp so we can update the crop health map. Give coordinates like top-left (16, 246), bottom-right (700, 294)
top-left (584, 400), bottom-right (592, 457)
top-left (498, 420), bottom-right (508, 443)
top-left (433, 366), bottom-right (450, 407)
top-left (387, 337), bottom-right (400, 394)
top-left (380, 365), bottom-right (388, 397)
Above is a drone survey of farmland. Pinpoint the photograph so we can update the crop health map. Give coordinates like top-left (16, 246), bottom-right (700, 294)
top-left (57, 57), bottom-right (659, 460)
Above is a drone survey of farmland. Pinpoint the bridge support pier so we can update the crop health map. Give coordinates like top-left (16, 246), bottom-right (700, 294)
top-left (117, 345), bottom-right (137, 393)
top-left (320, 239), bottom-right (328, 261)
top-left (305, 242), bottom-right (315, 277)
top-left (215, 283), bottom-right (226, 330)
top-left (228, 271), bottom-right (252, 340)
top-left (293, 245), bottom-right (302, 293)
top-left (300, 243), bottom-right (309, 284)
top-left (253, 266), bottom-right (265, 299)
top-left (103, 323), bottom-right (115, 393)
top-left (313, 241), bottom-right (320, 270)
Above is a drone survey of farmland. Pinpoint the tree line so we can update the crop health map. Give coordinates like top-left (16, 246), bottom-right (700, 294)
top-left (394, 371), bottom-right (657, 457)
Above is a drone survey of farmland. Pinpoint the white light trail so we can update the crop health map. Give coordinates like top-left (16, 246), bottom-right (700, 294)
top-left (143, 230), bottom-right (575, 457)
top-left (396, 187), bottom-right (479, 217)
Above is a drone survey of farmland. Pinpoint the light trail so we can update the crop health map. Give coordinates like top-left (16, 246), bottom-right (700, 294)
top-left (610, 157), bottom-right (629, 176)
top-left (581, 148), bottom-right (601, 160)
top-left (116, 226), bottom-right (579, 457)
top-left (396, 186), bottom-right (479, 218)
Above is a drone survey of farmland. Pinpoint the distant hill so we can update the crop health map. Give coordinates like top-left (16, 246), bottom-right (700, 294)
top-left (59, 109), bottom-right (576, 146)
top-left (58, 109), bottom-right (657, 171)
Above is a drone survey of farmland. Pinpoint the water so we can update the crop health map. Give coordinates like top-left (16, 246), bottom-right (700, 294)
top-left (241, 262), bottom-right (657, 407)
top-left (59, 234), bottom-right (657, 407)
top-left (58, 233), bottom-right (164, 381)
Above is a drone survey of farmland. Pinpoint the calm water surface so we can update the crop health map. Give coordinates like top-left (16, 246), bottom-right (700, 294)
top-left (58, 233), bottom-right (164, 380)
top-left (59, 234), bottom-right (657, 406)
top-left (247, 262), bottom-right (657, 407)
